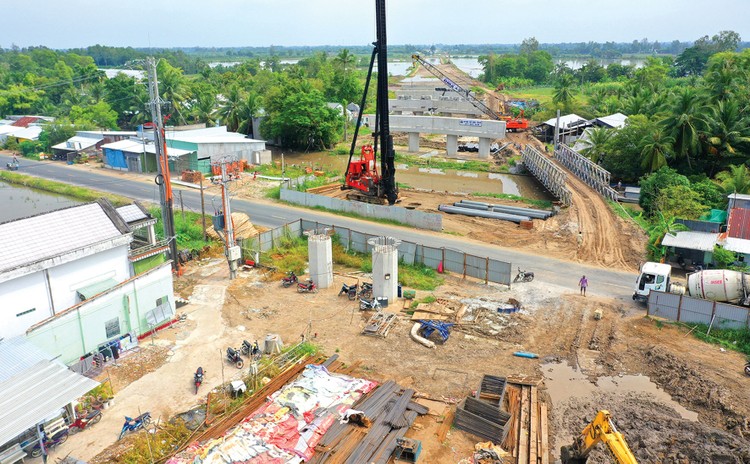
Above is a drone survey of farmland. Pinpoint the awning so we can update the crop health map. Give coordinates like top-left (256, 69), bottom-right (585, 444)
top-left (0, 360), bottom-right (99, 446)
top-left (76, 278), bottom-right (118, 300)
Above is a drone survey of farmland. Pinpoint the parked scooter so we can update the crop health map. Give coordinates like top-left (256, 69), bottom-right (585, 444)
top-left (118, 412), bottom-right (151, 440)
top-left (194, 367), bottom-right (204, 394)
top-left (745, 361), bottom-right (750, 376)
top-left (68, 409), bottom-right (103, 434)
top-left (281, 271), bottom-right (298, 288)
top-left (513, 267), bottom-right (534, 283)
top-left (226, 347), bottom-right (244, 369)
top-left (297, 279), bottom-right (318, 293)
top-left (359, 297), bottom-right (382, 311)
top-left (338, 283), bottom-right (358, 300)
top-left (358, 282), bottom-right (373, 299)
top-left (6, 160), bottom-right (19, 171)
top-left (30, 430), bottom-right (69, 457)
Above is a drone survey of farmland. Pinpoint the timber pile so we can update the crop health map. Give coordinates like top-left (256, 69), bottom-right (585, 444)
top-left (501, 380), bottom-right (549, 464)
top-left (309, 380), bottom-right (429, 464)
top-left (452, 375), bottom-right (510, 443)
top-left (362, 312), bottom-right (398, 337)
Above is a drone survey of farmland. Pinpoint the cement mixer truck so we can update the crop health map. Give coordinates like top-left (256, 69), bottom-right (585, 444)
top-left (633, 261), bottom-right (750, 306)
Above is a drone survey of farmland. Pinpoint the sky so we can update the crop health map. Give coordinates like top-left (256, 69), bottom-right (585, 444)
top-left (3, 0), bottom-right (749, 49)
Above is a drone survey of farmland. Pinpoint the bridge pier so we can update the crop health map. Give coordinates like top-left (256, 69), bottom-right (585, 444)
top-left (408, 132), bottom-right (420, 153)
top-left (446, 134), bottom-right (458, 156)
top-left (478, 137), bottom-right (491, 159)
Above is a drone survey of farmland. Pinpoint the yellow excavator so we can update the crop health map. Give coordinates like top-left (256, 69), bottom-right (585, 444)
top-left (561, 410), bottom-right (638, 464)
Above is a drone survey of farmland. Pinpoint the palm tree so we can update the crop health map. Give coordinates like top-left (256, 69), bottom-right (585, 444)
top-left (236, 92), bottom-right (260, 136)
top-left (156, 60), bottom-right (190, 123)
top-left (647, 212), bottom-right (689, 261)
top-left (659, 88), bottom-right (706, 169)
top-left (715, 164), bottom-right (750, 194)
top-left (640, 128), bottom-right (674, 172)
top-left (622, 91), bottom-right (649, 116)
top-left (192, 92), bottom-right (217, 126)
top-left (218, 85), bottom-right (243, 132)
top-left (334, 49), bottom-right (356, 72)
top-left (578, 127), bottom-right (613, 163)
top-left (552, 74), bottom-right (575, 111)
top-left (706, 100), bottom-right (750, 161)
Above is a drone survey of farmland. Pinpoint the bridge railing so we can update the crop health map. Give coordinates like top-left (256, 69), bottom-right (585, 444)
top-left (555, 144), bottom-right (619, 202)
top-left (521, 146), bottom-right (572, 206)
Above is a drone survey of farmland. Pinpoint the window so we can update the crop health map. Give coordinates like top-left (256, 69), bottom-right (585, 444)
top-left (156, 296), bottom-right (168, 306)
top-left (16, 308), bottom-right (36, 317)
top-left (105, 318), bottom-right (120, 339)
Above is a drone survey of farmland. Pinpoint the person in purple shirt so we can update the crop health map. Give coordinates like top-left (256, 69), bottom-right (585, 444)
top-left (579, 275), bottom-right (588, 296)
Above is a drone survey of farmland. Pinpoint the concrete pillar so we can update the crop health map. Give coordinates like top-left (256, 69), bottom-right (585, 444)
top-left (368, 236), bottom-right (401, 303)
top-left (306, 229), bottom-right (333, 288)
top-left (446, 134), bottom-right (458, 156)
top-left (408, 132), bottom-right (420, 153)
top-left (147, 224), bottom-right (156, 245)
top-left (478, 137), bottom-right (491, 159)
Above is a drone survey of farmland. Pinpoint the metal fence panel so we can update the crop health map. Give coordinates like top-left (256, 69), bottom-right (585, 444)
top-left (443, 249), bottom-right (465, 274)
top-left (350, 231), bottom-right (371, 254)
top-left (714, 303), bottom-right (750, 329)
top-left (647, 291), bottom-right (680, 321)
top-left (334, 227), bottom-right (352, 249)
top-left (465, 255), bottom-right (488, 281)
top-left (678, 296), bottom-right (713, 325)
top-left (399, 241), bottom-right (417, 266)
top-left (488, 259), bottom-right (512, 285)
top-left (422, 246), bottom-right (443, 269)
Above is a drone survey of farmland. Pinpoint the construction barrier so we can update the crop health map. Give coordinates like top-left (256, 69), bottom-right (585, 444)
top-left (647, 291), bottom-right (750, 329)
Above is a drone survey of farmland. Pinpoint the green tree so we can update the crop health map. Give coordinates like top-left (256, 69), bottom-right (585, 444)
top-left (706, 100), bottom-right (750, 162)
top-left (600, 114), bottom-right (651, 181)
top-left (659, 88), bottom-right (706, 169)
top-left (218, 85), bottom-right (243, 132)
top-left (552, 74), bottom-right (575, 111)
top-left (192, 91), bottom-right (217, 126)
top-left (156, 59), bottom-right (190, 123)
top-left (578, 127), bottom-right (613, 163)
top-left (640, 128), bottom-right (674, 173)
top-left (714, 164), bottom-right (750, 194)
top-left (656, 184), bottom-right (708, 219)
top-left (333, 49), bottom-right (356, 72)
top-left (69, 101), bottom-right (118, 129)
top-left (520, 37), bottom-right (539, 54)
top-left (261, 79), bottom-right (342, 150)
top-left (639, 166), bottom-right (690, 216)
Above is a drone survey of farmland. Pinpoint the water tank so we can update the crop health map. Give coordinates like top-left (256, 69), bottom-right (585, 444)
top-left (686, 269), bottom-right (749, 303)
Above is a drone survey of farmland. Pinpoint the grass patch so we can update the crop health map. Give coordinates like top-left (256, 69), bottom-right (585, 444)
top-left (410, 294), bottom-right (437, 310)
top-left (0, 170), bottom-right (130, 206)
top-left (117, 420), bottom-right (192, 464)
top-left (608, 200), bottom-right (648, 230)
top-left (398, 262), bottom-right (443, 291)
top-left (472, 192), bottom-right (552, 209)
top-left (148, 206), bottom-right (216, 251)
top-left (266, 185), bottom-right (281, 199)
top-left (394, 152), bottom-right (496, 173)
top-left (682, 323), bottom-right (750, 357)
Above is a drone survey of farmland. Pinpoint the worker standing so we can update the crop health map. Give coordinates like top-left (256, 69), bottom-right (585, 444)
top-left (579, 275), bottom-right (588, 297)
top-left (576, 231), bottom-right (583, 248)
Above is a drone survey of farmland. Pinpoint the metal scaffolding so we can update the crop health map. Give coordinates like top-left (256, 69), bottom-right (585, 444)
top-left (554, 144), bottom-right (619, 202)
top-left (521, 146), bottom-right (572, 206)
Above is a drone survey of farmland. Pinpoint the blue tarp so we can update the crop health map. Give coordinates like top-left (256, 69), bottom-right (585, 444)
top-left (105, 148), bottom-right (127, 168)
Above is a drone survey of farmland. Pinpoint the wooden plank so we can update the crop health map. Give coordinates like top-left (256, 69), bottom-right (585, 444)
top-left (517, 385), bottom-right (530, 463)
top-left (540, 402), bottom-right (550, 464)
top-left (437, 406), bottom-right (455, 442)
top-left (529, 386), bottom-right (538, 464)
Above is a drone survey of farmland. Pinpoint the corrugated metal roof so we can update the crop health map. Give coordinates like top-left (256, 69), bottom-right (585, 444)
top-left (116, 204), bottom-right (148, 223)
top-left (661, 231), bottom-right (718, 252)
top-left (0, 203), bottom-right (124, 274)
top-left (542, 114), bottom-right (586, 128)
top-left (595, 112), bottom-right (628, 128)
top-left (0, 337), bottom-right (57, 383)
top-left (0, 126), bottom-right (42, 140)
top-left (728, 208), bottom-right (750, 240)
top-left (51, 136), bottom-right (102, 151)
top-left (723, 237), bottom-right (750, 255)
top-left (76, 278), bottom-right (118, 300)
top-left (101, 139), bottom-right (193, 157)
top-left (0, 359), bottom-right (98, 447)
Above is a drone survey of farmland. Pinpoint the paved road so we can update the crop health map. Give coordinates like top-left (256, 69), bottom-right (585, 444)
top-left (1, 154), bottom-right (638, 301)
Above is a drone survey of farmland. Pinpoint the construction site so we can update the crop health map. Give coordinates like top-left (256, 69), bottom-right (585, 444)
top-left (47, 17), bottom-right (750, 464)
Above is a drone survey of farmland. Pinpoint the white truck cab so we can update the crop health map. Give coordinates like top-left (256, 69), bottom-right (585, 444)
top-left (633, 262), bottom-right (672, 302)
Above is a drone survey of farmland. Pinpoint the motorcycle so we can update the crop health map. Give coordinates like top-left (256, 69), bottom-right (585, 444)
top-left (30, 430), bottom-right (69, 458)
top-left (338, 283), bottom-right (358, 300)
top-left (226, 347), bottom-right (244, 369)
top-left (194, 367), bottom-right (204, 394)
top-left (118, 412), bottom-right (151, 440)
top-left (6, 160), bottom-right (19, 171)
top-left (513, 267), bottom-right (534, 283)
top-left (297, 279), bottom-right (318, 293)
top-left (358, 282), bottom-right (373, 299)
top-left (745, 361), bottom-right (750, 376)
top-left (281, 271), bottom-right (298, 288)
top-left (359, 297), bottom-right (382, 311)
top-left (68, 409), bottom-right (103, 434)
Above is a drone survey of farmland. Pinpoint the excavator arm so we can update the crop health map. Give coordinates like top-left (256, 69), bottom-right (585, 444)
top-left (561, 410), bottom-right (638, 464)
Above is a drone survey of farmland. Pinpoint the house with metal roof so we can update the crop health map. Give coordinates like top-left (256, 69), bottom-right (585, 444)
top-left (0, 337), bottom-right (99, 458)
top-left (165, 126), bottom-right (271, 173)
top-left (534, 113), bottom-right (588, 144)
top-left (101, 138), bottom-right (194, 173)
top-left (0, 199), bottom-right (175, 358)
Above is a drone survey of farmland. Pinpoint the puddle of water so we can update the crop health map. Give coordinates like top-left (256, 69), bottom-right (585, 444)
top-left (0, 181), bottom-right (82, 223)
top-left (543, 362), bottom-right (698, 422)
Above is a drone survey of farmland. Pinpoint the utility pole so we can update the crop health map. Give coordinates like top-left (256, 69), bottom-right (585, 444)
top-left (199, 174), bottom-right (207, 242)
top-left (146, 56), bottom-right (179, 272)
top-left (213, 157), bottom-right (241, 279)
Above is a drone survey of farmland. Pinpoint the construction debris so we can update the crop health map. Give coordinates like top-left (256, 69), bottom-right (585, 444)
top-left (419, 320), bottom-right (454, 342)
top-left (410, 322), bottom-right (436, 349)
top-left (502, 381), bottom-right (549, 464)
top-left (362, 312), bottom-right (398, 337)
